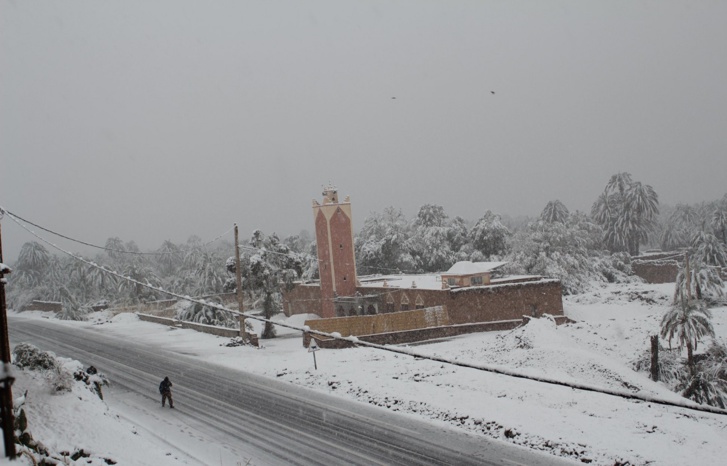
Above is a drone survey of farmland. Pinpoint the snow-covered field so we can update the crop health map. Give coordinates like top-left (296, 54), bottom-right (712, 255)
top-left (4, 281), bottom-right (727, 466)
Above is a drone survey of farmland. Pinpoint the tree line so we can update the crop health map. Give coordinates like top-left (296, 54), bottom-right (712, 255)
top-left (5, 172), bottom-right (727, 331)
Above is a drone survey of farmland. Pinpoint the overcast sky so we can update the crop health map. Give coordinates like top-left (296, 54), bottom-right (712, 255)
top-left (2, 0), bottom-right (726, 261)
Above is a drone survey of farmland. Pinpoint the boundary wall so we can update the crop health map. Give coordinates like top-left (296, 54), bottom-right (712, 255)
top-left (137, 313), bottom-right (258, 345)
top-left (304, 315), bottom-right (570, 349)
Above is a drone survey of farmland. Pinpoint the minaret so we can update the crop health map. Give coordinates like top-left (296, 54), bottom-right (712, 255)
top-left (312, 185), bottom-right (358, 318)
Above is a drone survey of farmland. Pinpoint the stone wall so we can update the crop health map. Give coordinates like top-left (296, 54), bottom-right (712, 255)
top-left (137, 313), bottom-right (257, 344)
top-left (632, 260), bottom-right (679, 284)
top-left (285, 278), bottom-right (564, 324)
top-left (446, 280), bottom-right (564, 324)
top-left (137, 313), bottom-right (179, 327)
top-left (21, 300), bottom-right (62, 312)
top-left (304, 306), bottom-right (449, 337)
top-left (283, 283), bottom-right (322, 316)
top-left (305, 315), bottom-right (570, 348)
top-left (179, 320), bottom-right (239, 338)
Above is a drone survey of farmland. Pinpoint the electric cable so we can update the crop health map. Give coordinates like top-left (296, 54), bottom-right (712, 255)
top-left (4, 207), bottom-right (726, 416)
top-left (0, 207), bottom-right (233, 256)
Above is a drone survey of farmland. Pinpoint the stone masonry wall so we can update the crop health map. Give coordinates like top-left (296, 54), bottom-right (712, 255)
top-left (632, 261), bottom-right (679, 284)
top-left (285, 279), bottom-right (564, 326)
top-left (304, 306), bottom-right (449, 337)
top-left (446, 280), bottom-right (564, 324)
top-left (305, 315), bottom-right (571, 348)
top-left (21, 300), bottom-right (62, 312)
top-left (283, 284), bottom-right (322, 316)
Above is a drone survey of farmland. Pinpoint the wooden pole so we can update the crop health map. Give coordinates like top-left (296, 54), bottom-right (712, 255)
top-left (685, 253), bottom-right (691, 302)
top-left (0, 221), bottom-right (17, 458)
top-left (650, 335), bottom-right (659, 382)
top-left (234, 224), bottom-right (245, 339)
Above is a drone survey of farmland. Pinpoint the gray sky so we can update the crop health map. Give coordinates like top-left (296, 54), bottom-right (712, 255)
top-left (2, 0), bottom-right (726, 261)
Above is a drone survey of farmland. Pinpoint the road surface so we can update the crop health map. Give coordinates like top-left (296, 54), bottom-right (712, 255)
top-left (9, 316), bottom-right (571, 466)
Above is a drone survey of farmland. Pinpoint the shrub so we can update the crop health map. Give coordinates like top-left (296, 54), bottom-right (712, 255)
top-left (13, 343), bottom-right (57, 371)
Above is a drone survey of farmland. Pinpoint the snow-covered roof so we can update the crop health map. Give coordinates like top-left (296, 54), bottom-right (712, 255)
top-left (441, 261), bottom-right (507, 276)
top-left (358, 274), bottom-right (445, 290)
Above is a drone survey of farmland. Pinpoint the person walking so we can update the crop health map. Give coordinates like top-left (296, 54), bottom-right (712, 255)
top-left (159, 376), bottom-right (174, 408)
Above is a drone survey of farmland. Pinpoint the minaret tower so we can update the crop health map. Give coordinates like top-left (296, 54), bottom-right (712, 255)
top-left (312, 185), bottom-right (358, 318)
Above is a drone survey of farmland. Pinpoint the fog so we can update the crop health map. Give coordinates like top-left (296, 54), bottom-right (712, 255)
top-left (2, 0), bottom-right (726, 261)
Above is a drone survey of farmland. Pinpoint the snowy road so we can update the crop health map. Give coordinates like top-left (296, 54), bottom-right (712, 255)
top-left (9, 317), bottom-right (569, 466)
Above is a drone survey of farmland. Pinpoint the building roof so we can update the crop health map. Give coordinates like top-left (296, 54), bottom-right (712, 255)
top-left (441, 261), bottom-right (507, 276)
top-left (358, 274), bottom-right (444, 291)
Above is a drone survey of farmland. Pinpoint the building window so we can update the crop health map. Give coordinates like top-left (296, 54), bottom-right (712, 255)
top-left (471, 275), bottom-right (483, 286)
top-left (337, 306), bottom-right (346, 317)
top-left (400, 293), bottom-right (410, 311)
top-left (447, 278), bottom-right (456, 286)
top-left (386, 294), bottom-right (395, 313)
top-left (367, 305), bottom-right (377, 315)
top-left (415, 295), bottom-right (424, 310)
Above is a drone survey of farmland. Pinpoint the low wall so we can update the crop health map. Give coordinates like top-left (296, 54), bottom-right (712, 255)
top-left (110, 299), bottom-right (178, 315)
top-left (137, 313), bottom-right (180, 327)
top-left (179, 320), bottom-right (239, 338)
top-left (137, 313), bottom-right (248, 340)
top-left (304, 306), bottom-right (448, 337)
top-left (305, 315), bottom-right (570, 348)
top-left (632, 260), bottom-right (679, 284)
top-left (21, 300), bottom-right (62, 312)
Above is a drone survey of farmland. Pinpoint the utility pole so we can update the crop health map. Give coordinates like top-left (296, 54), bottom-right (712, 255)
top-left (234, 224), bottom-right (246, 340)
top-left (0, 219), bottom-right (17, 458)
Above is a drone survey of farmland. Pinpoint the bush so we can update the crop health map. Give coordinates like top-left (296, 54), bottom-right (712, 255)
top-left (13, 343), bottom-right (57, 371)
top-left (632, 346), bottom-right (685, 387)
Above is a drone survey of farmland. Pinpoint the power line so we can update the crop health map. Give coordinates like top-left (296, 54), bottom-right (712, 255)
top-left (4, 208), bottom-right (727, 416)
top-left (0, 207), bottom-right (234, 256)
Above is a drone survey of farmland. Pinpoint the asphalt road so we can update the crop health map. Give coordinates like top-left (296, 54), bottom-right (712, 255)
top-left (9, 316), bottom-right (572, 466)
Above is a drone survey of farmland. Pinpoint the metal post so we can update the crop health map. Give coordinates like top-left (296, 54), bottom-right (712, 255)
top-left (0, 220), bottom-right (17, 458)
top-left (234, 225), bottom-right (245, 339)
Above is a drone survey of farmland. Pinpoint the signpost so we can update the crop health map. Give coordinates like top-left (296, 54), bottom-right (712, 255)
top-left (308, 338), bottom-right (319, 370)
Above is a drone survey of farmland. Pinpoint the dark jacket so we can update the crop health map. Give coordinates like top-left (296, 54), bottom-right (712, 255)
top-left (159, 378), bottom-right (173, 394)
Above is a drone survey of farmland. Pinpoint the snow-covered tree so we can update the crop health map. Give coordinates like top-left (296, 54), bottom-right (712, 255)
top-left (354, 207), bottom-right (415, 275)
top-left (691, 230), bottom-right (727, 268)
top-left (505, 212), bottom-right (622, 294)
top-left (661, 300), bottom-right (714, 372)
top-left (447, 216), bottom-right (470, 254)
top-left (591, 172), bottom-right (659, 255)
top-left (156, 240), bottom-right (183, 277)
top-left (711, 195), bottom-right (727, 245)
top-left (540, 200), bottom-right (569, 224)
top-left (406, 204), bottom-right (456, 272)
top-left (469, 211), bottom-right (510, 260)
top-left (117, 259), bottom-right (160, 304)
top-left (229, 230), bottom-right (302, 339)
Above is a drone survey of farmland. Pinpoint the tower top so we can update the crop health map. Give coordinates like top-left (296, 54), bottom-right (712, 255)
top-left (322, 184), bottom-right (338, 204)
top-left (312, 184), bottom-right (349, 206)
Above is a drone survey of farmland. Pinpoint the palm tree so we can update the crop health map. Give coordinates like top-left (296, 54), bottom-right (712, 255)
top-left (16, 242), bottom-right (50, 272)
top-left (692, 230), bottom-right (727, 267)
top-left (673, 255), bottom-right (724, 305)
top-left (591, 173), bottom-right (659, 255)
top-left (156, 240), bottom-right (183, 277)
top-left (540, 200), bottom-right (570, 224)
top-left (712, 197), bottom-right (727, 245)
top-left (661, 300), bottom-right (714, 372)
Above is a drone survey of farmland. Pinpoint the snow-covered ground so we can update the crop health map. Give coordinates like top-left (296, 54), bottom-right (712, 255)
top-left (4, 281), bottom-right (727, 465)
